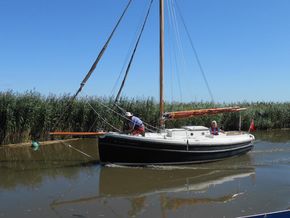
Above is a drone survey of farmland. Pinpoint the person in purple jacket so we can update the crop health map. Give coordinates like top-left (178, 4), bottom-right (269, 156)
top-left (124, 112), bottom-right (145, 136)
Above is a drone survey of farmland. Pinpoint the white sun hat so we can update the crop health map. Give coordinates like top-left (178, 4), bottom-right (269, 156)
top-left (125, 112), bottom-right (133, 117)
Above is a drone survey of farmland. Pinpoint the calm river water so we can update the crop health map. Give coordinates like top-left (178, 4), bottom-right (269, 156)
top-left (0, 131), bottom-right (290, 218)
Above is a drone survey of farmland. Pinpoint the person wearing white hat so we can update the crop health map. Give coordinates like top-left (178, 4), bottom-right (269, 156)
top-left (125, 112), bottom-right (133, 117)
top-left (124, 112), bottom-right (145, 136)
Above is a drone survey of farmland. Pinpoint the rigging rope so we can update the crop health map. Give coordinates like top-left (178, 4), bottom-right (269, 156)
top-left (51, 0), bottom-right (133, 131)
top-left (110, 3), bottom-right (150, 97)
top-left (167, 0), bottom-right (184, 102)
top-left (80, 91), bottom-right (159, 133)
top-left (73, 0), bottom-right (133, 100)
top-left (114, 0), bottom-right (154, 103)
top-left (88, 117), bottom-right (98, 132)
top-left (86, 101), bottom-right (121, 132)
top-left (175, 1), bottom-right (215, 103)
top-left (166, 1), bottom-right (176, 105)
top-left (113, 102), bottom-right (161, 132)
top-left (61, 141), bottom-right (94, 159)
top-left (92, 98), bottom-right (159, 133)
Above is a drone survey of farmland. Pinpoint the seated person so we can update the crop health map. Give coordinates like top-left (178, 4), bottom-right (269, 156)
top-left (124, 112), bottom-right (145, 136)
top-left (210, 120), bottom-right (224, 135)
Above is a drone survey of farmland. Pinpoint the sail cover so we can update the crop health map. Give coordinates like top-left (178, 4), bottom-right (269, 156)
top-left (163, 107), bottom-right (246, 120)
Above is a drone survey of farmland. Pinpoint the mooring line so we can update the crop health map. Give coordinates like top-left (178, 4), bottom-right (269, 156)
top-left (60, 141), bottom-right (94, 159)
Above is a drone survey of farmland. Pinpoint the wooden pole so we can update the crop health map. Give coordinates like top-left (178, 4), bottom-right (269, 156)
top-left (239, 112), bottom-right (242, 131)
top-left (159, 0), bottom-right (165, 128)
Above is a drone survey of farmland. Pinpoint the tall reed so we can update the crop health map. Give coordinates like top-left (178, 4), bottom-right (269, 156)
top-left (1, 91), bottom-right (289, 145)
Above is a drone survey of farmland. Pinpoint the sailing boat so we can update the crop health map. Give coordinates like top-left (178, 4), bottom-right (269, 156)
top-left (98, 0), bottom-right (255, 165)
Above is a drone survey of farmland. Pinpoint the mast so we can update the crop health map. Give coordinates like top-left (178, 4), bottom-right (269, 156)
top-left (159, 0), bottom-right (165, 128)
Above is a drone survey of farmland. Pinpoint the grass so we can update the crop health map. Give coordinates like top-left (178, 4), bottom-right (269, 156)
top-left (1, 90), bottom-right (290, 145)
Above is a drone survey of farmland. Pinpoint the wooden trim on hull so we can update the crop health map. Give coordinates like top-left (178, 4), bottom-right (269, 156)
top-left (98, 134), bottom-right (254, 165)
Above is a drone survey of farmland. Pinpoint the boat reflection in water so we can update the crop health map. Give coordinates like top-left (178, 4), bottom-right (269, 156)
top-left (100, 164), bottom-right (254, 217)
top-left (52, 155), bottom-right (255, 217)
top-left (99, 164), bottom-right (254, 198)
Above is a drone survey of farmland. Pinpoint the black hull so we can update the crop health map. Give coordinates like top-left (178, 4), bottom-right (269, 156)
top-left (98, 134), bottom-right (254, 165)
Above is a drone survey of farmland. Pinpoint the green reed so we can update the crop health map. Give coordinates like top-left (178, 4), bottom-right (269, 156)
top-left (1, 90), bottom-right (290, 145)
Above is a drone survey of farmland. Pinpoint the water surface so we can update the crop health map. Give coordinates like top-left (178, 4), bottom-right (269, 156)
top-left (0, 131), bottom-right (290, 217)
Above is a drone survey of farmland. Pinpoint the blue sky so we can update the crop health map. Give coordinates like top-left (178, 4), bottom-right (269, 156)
top-left (1, 0), bottom-right (290, 103)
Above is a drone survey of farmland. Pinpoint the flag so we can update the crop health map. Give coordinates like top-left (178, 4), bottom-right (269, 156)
top-left (249, 119), bottom-right (256, 132)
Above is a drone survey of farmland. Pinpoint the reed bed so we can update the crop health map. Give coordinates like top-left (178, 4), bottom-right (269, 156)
top-left (1, 90), bottom-right (290, 145)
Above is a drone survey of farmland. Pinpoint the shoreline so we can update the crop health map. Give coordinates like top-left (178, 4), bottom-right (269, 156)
top-left (2, 128), bottom-right (290, 148)
top-left (1, 138), bottom-right (82, 148)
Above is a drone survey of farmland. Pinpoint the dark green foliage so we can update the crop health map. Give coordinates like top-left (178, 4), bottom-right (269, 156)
top-left (0, 90), bottom-right (290, 145)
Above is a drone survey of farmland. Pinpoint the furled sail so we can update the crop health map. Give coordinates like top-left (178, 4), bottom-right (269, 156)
top-left (163, 107), bottom-right (246, 120)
